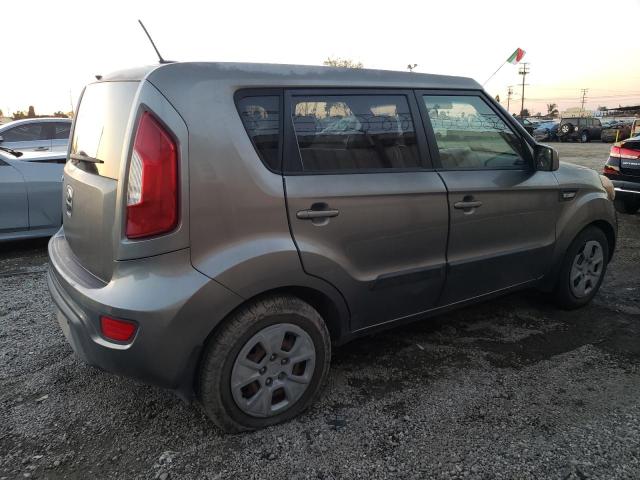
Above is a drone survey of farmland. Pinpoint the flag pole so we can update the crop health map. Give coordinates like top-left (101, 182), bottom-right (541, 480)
top-left (483, 61), bottom-right (507, 86)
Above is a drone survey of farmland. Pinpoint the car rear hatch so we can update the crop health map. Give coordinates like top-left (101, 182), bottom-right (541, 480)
top-left (63, 81), bottom-right (140, 281)
top-left (62, 75), bottom-right (190, 283)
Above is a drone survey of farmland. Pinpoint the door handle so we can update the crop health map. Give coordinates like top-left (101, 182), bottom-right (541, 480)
top-left (296, 209), bottom-right (340, 220)
top-left (34, 147), bottom-right (49, 151)
top-left (454, 201), bottom-right (482, 209)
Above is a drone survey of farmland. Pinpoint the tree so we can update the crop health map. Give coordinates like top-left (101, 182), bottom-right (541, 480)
top-left (546, 103), bottom-right (559, 117)
top-left (597, 106), bottom-right (607, 112)
top-left (53, 111), bottom-right (68, 118)
top-left (323, 57), bottom-right (363, 69)
top-left (536, 112), bottom-right (542, 117)
top-left (0, 109), bottom-right (3, 117)
top-left (27, 106), bottom-right (36, 118)
top-left (495, 94), bottom-right (501, 103)
top-left (13, 111), bottom-right (27, 120)
top-left (521, 108), bottom-right (530, 117)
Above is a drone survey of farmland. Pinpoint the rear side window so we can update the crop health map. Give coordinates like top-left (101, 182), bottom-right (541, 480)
top-left (54, 123), bottom-right (71, 140)
top-left (237, 96), bottom-right (281, 171)
top-left (2, 123), bottom-right (48, 142)
top-left (423, 95), bottom-right (525, 170)
top-left (290, 95), bottom-right (419, 172)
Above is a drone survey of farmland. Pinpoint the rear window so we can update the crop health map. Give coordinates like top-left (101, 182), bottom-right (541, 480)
top-left (71, 81), bottom-right (139, 179)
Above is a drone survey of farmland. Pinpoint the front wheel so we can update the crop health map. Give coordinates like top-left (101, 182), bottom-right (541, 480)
top-left (198, 295), bottom-right (331, 433)
top-left (554, 226), bottom-right (609, 310)
top-left (580, 131), bottom-right (589, 143)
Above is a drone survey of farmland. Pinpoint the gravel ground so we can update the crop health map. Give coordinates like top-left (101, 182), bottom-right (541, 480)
top-left (1, 144), bottom-right (639, 479)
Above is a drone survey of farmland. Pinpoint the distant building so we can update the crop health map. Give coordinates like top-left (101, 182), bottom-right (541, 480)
top-left (561, 107), bottom-right (594, 118)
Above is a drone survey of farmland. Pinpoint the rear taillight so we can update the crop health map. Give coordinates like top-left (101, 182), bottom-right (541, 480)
top-left (100, 316), bottom-right (137, 342)
top-left (126, 111), bottom-right (178, 239)
top-left (603, 146), bottom-right (621, 175)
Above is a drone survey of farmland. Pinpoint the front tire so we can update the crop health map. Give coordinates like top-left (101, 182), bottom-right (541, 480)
top-left (554, 226), bottom-right (609, 310)
top-left (198, 295), bottom-right (331, 433)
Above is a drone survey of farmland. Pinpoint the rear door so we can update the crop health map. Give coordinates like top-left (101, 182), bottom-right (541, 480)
top-left (0, 158), bottom-right (28, 231)
top-left (283, 89), bottom-right (449, 331)
top-left (51, 122), bottom-right (71, 152)
top-left (417, 91), bottom-right (559, 305)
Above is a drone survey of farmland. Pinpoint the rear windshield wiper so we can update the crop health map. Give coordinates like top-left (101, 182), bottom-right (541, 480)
top-left (0, 145), bottom-right (23, 157)
top-left (69, 152), bottom-right (104, 164)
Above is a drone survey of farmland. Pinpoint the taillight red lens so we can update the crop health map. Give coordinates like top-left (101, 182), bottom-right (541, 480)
top-left (100, 316), bottom-right (137, 342)
top-left (126, 111), bottom-right (178, 239)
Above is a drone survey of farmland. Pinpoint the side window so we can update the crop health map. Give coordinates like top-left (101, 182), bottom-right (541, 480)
top-left (290, 94), bottom-right (419, 172)
top-left (54, 123), bottom-right (71, 140)
top-left (423, 95), bottom-right (525, 170)
top-left (1, 123), bottom-right (46, 142)
top-left (594, 119), bottom-right (601, 127)
top-left (237, 96), bottom-right (281, 171)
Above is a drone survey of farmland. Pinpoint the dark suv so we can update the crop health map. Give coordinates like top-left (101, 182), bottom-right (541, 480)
top-left (558, 117), bottom-right (602, 142)
top-left (48, 62), bottom-right (617, 432)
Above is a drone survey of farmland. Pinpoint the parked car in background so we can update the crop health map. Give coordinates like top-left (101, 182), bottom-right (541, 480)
top-left (602, 134), bottom-right (640, 214)
top-left (0, 147), bottom-right (66, 241)
top-left (0, 118), bottom-right (72, 153)
top-left (601, 122), bottom-right (631, 143)
top-left (631, 119), bottom-right (640, 138)
top-left (557, 117), bottom-right (602, 142)
top-left (48, 62), bottom-right (617, 432)
top-left (533, 121), bottom-right (559, 142)
top-left (515, 117), bottom-right (535, 134)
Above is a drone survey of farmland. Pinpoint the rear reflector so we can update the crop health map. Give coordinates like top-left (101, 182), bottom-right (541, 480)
top-left (126, 111), bottom-right (178, 239)
top-left (100, 316), bottom-right (137, 342)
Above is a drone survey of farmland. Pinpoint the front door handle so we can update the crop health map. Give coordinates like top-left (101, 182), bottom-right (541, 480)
top-left (34, 146), bottom-right (49, 151)
top-left (454, 201), bottom-right (482, 209)
top-left (296, 209), bottom-right (340, 220)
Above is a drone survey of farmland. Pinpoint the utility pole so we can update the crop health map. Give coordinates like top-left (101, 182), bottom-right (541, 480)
top-left (518, 63), bottom-right (530, 117)
top-left (506, 86), bottom-right (514, 114)
top-left (580, 88), bottom-right (588, 116)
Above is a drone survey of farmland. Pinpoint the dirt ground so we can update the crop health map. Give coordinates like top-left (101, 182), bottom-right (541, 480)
top-left (1, 143), bottom-right (639, 480)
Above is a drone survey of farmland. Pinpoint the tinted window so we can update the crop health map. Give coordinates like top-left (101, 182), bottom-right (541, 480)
top-left (593, 119), bottom-right (601, 127)
top-left (71, 81), bottom-right (139, 179)
top-left (237, 96), bottom-right (280, 171)
top-left (2, 123), bottom-right (48, 142)
top-left (291, 95), bottom-right (419, 172)
top-left (54, 123), bottom-right (71, 140)
top-left (423, 95), bottom-right (525, 170)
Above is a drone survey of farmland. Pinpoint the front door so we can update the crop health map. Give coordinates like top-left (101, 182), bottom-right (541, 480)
top-left (284, 90), bottom-right (449, 331)
top-left (417, 92), bottom-right (560, 305)
top-left (0, 160), bottom-right (28, 232)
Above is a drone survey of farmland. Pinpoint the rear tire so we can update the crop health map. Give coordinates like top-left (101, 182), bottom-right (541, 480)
top-left (198, 295), bottom-right (331, 433)
top-left (614, 198), bottom-right (640, 214)
top-left (553, 226), bottom-right (609, 310)
top-left (580, 131), bottom-right (589, 143)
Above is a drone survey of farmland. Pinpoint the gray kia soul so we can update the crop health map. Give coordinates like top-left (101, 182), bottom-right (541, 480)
top-left (48, 62), bottom-right (617, 432)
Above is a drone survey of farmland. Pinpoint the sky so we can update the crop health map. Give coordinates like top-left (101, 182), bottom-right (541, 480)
top-left (2, 0), bottom-right (639, 117)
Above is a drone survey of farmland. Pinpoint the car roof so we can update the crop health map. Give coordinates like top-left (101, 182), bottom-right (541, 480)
top-left (100, 61), bottom-right (482, 91)
top-left (0, 117), bottom-right (72, 130)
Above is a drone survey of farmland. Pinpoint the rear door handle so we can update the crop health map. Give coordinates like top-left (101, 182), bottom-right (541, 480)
top-left (34, 146), bottom-right (49, 151)
top-left (296, 209), bottom-right (340, 219)
top-left (454, 201), bottom-right (482, 209)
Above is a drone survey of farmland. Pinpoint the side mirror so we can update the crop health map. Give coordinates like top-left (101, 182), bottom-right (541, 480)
top-left (534, 144), bottom-right (559, 171)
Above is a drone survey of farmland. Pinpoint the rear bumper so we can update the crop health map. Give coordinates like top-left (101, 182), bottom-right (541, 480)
top-left (611, 179), bottom-right (640, 199)
top-left (47, 230), bottom-right (242, 395)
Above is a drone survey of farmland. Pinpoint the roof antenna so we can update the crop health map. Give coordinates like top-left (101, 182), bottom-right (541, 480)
top-left (138, 19), bottom-right (174, 64)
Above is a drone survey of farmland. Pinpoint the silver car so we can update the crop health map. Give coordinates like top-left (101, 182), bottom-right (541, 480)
top-left (0, 118), bottom-right (72, 152)
top-left (0, 147), bottom-right (66, 241)
top-left (48, 62), bottom-right (617, 432)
